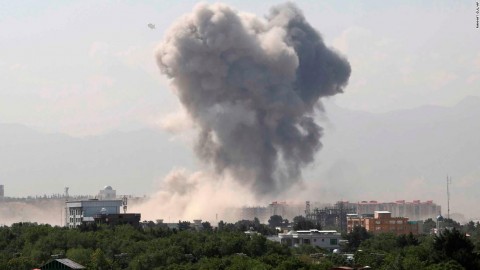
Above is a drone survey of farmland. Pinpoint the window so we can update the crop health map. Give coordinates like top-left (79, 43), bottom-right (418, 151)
top-left (389, 220), bottom-right (396, 224)
top-left (397, 220), bottom-right (403, 224)
top-left (375, 220), bottom-right (381, 224)
top-left (313, 238), bottom-right (317, 242)
top-left (330, 239), bottom-right (338, 245)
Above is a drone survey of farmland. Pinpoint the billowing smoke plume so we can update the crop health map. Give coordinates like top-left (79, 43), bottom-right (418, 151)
top-left (157, 3), bottom-right (350, 195)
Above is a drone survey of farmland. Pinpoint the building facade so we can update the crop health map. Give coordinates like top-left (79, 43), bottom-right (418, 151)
top-left (65, 199), bottom-right (122, 228)
top-left (344, 200), bottom-right (440, 221)
top-left (347, 211), bottom-right (419, 235)
top-left (306, 201), bottom-right (356, 233)
top-left (278, 229), bottom-right (342, 250)
top-left (93, 213), bottom-right (141, 228)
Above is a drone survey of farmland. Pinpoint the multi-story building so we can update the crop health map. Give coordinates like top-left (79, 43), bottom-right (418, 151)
top-left (278, 229), bottom-right (342, 250)
top-left (65, 199), bottom-right (123, 228)
top-left (347, 211), bottom-right (420, 235)
top-left (226, 202), bottom-right (306, 223)
top-left (344, 200), bottom-right (440, 221)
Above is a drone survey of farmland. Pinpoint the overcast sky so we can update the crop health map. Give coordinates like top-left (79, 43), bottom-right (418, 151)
top-left (1, 0), bottom-right (478, 136)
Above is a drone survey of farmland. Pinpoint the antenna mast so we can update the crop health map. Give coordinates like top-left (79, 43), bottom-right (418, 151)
top-left (447, 175), bottom-right (452, 220)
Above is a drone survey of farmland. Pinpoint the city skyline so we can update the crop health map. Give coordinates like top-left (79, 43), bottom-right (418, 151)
top-left (1, 1), bottom-right (479, 223)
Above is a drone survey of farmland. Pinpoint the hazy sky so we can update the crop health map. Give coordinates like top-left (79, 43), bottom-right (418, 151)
top-left (1, 0), bottom-right (478, 136)
top-left (1, 1), bottom-right (480, 222)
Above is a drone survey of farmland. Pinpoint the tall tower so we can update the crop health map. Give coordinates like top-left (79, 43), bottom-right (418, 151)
top-left (447, 176), bottom-right (452, 220)
top-left (0, 185), bottom-right (4, 198)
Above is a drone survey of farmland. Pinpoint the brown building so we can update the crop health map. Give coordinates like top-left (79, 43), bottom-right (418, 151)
top-left (347, 211), bottom-right (419, 235)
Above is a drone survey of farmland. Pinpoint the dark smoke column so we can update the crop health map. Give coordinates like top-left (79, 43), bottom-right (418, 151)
top-left (156, 3), bottom-right (350, 196)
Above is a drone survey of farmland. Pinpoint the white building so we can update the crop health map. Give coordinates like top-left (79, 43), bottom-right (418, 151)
top-left (278, 229), bottom-right (341, 250)
top-left (65, 199), bottom-right (122, 228)
top-left (98, 185), bottom-right (116, 199)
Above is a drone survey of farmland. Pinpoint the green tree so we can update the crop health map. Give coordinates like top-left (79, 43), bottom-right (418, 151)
top-left (442, 218), bottom-right (461, 230)
top-left (268, 215), bottom-right (283, 228)
top-left (90, 248), bottom-right (111, 270)
top-left (292, 216), bottom-right (319, 231)
top-left (360, 233), bottom-right (398, 253)
top-left (423, 218), bottom-right (436, 234)
top-left (426, 260), bottom-right (465, 270)
top-left (401, 244), bottom-right (430, 270)
top-left (396, 233), bottom-right (419, 248)
top-left (178, 221), bottom-right (191, 231)
top-left (431, 228), bottom-right (479, 269)
top-left (344, 226), bottom-right (371, 251)
top-left (66, 248), bottom-right (93, 266)
top-left (202, 221), bottom-right (213, 231)
top-left (7, 256), bottom-right (36, 270)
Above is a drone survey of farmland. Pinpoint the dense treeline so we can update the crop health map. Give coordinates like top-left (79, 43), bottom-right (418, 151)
top-left (0, 218), bottom-right (480, 269)
top-left (0, 222), bottom-right (331, 270)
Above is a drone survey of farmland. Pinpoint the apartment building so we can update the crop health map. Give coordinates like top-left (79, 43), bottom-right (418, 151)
top-left (344, 200), bottom-right (440, 221)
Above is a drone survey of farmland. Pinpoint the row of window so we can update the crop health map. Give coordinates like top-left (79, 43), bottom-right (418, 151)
top-left (375, 220), bottom-right (404, 225)
top-left (289, 238), bottom-right (338, 245)
top-left (375, 226), bottom-right (410, 231)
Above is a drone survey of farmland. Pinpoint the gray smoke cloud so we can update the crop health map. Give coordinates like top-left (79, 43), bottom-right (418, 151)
top-left (156, 2), bottom-right (351, 195)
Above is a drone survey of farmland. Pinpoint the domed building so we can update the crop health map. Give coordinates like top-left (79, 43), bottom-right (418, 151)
top-left (98, 185), bottom-right (116, 199)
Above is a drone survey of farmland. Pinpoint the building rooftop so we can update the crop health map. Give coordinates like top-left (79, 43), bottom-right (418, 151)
top-left (66, 199), bottom-right (122, 203)
top-left (40, 258), bottom-right (86, 269)
top-left (285, 229), bottom-right (340, 235)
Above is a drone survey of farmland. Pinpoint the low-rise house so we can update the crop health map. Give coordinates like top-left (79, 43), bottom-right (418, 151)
top-left (278, 229), bottom-right (342, 250)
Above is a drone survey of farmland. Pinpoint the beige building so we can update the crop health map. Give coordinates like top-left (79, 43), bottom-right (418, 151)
top-left (344, 200), bottom-right (440, 221)
top-left (347, 211), bottom-right (419, 235)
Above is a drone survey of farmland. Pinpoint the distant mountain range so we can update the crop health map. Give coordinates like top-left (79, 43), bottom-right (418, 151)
top-left (1, 96), bottom-right (479, 219)
top-left (0, 123), bottom-right (194, 197)
top-left (305, 96), bottom-right (480, 219)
